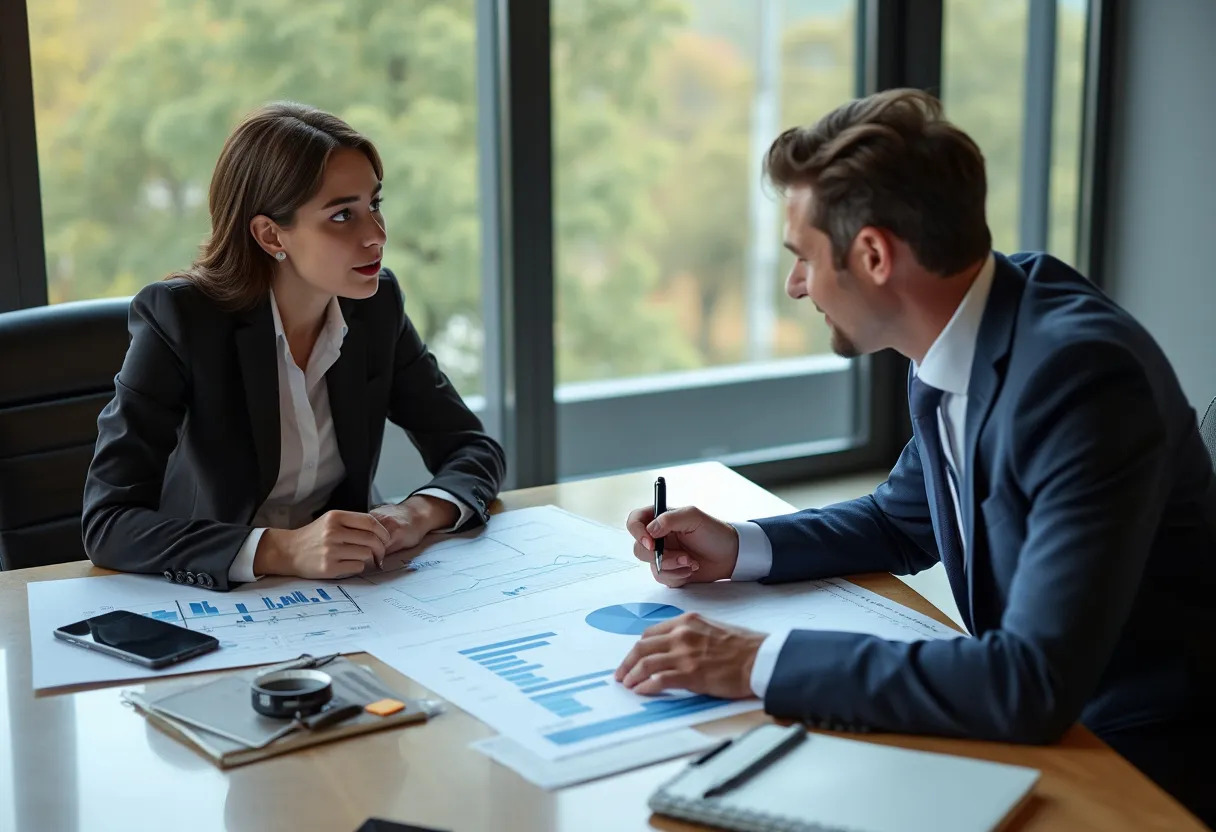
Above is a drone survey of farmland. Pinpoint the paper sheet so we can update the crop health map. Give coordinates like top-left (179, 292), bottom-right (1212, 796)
top-left (365, 569), bottom-right (960, 760)
top-left (471, 729), bottom-right (718, 790)
top-left (28, 575), bottom-right (385, 689)
top-left (341, 505), bottom-right (637, 623)
top-left (28, 506), bottom-right (638, 690)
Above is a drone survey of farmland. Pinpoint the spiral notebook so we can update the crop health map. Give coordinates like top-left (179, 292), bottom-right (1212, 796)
top-left (648, 723), bottom-right (1040, 832)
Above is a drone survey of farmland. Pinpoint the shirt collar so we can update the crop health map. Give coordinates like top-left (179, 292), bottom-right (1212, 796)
top-left (268, 289), bottom-right (350, 374)
top-left (914, 252), bottom-right (996, 397)
top-left (268, 288), bottom-right (349, 357)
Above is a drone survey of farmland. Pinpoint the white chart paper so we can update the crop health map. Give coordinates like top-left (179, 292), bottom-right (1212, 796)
top-left (366, 569), bottom-right (961, 760)
top-left (28, 575), bottom-right (383, 690)
top-left (471, 729), bottom-right (718, 790)
top-left (343, 505), bottom-right (637, 624)
top-left (28, 506), bottom-right (638, 690)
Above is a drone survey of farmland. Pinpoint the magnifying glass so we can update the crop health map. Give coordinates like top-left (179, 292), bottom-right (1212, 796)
top-left (250, 668), bottom-right (334, 719)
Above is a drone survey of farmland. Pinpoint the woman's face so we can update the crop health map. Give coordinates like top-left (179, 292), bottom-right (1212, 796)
top-left (275, 146), bottom-right (387, 300)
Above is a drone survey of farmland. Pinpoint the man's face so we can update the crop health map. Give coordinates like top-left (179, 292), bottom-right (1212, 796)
top-left (782, 185), bottom-right (881, 358)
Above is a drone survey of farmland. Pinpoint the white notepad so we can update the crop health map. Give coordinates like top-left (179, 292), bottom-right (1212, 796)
top-left (649, 724), bottom-right (1039, 832)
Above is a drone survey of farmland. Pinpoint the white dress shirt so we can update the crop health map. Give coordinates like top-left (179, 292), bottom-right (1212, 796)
top-left (731, 253), bottom-right (997, 697)
top-left (229, 289), bottom-right (470, 583)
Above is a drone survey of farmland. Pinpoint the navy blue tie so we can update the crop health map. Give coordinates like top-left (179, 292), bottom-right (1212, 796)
top-left (909, 375), bottom-right (971, 630)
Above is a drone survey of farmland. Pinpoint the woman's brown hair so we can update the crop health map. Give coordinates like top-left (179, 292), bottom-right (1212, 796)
top-left (764, 88), bottom-right (991, 276)
top-left (175, 102), bottom-right (384, 309)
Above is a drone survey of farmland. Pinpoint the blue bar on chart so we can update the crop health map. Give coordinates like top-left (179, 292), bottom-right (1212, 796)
top-left (147, 609), bottom-right (179, 622)
top-left (500, 665), bottom-right (545, 683)
top-left (459, 633), bottom-right (558, 656)
top-left (530, 680), bottom-right (610, 718)
top-left (188, 601), bottom-right (220, 616)
top-left (259, 583), bottom-right (345, 610)
top-left (521, 670), bottom-right (614, 695)
top-left (460, 632), bottom-right (622, 719)
top-left (544, 694), bottom-right (728, 745)
top-left (483, 657), bottom-right (522, 670)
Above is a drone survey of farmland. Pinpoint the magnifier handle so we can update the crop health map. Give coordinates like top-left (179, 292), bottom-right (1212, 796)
top-left (302, 701), bottom-right (363, 731)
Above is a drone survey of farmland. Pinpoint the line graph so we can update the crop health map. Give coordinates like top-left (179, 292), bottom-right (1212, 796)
top-left (354, 508), bottom-right (635, 617)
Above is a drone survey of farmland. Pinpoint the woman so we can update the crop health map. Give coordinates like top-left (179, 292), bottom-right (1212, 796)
top-left (83, 102), bottom-right (505, 591)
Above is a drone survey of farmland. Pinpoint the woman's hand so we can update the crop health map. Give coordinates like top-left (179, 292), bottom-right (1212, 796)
top-left (255, 510), bottom-right (391, 579)
top-left (371, 494), bottom-right (460, 554)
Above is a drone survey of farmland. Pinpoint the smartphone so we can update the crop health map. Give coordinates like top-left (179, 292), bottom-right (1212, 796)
top-left (54, 610), bottom-right (219, 669)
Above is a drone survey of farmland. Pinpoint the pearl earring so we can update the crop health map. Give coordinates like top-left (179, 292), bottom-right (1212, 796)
top-left (274, 251), bottom-right (286, 262)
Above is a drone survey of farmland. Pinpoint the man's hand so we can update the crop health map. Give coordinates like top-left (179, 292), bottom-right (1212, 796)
top-left (371, 495), bottom-right (460, 554)
top-left (614, 612), bottom-right (766, 698)
top-left (624, 505), bottom-right (741, 587)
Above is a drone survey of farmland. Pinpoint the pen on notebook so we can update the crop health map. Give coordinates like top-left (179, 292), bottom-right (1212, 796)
top-left (653, 476), bottom-right (667, 573)
top-left (702, 724), bottom-right (806, 799)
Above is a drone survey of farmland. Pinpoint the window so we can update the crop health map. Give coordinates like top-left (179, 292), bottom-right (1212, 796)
top-left (552, 0), bottom-right (864, 478)
top-left (942, 0), bottom-right (1089, 265)
top-left (1049, 1), bottom-right (1087, 264)
top-left (5, 0), bottom-right (1110, 489)
top-left (26, 0), bottom-right (486, 398)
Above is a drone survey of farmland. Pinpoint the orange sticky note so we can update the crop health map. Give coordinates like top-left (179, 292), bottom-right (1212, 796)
top-left (365, 698), bottom-right (406, 716)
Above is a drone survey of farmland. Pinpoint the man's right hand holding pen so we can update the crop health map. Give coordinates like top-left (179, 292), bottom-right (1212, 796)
top-left (625, 503), bottom-right (742, 589)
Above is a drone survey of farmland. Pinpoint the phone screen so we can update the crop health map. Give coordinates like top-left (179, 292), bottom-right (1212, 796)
top-left (56, 610), bottom-right (218, 664)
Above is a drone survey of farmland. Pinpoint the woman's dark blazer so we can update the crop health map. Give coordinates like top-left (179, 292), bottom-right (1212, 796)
top-left (82, 269), bottom-right (506, 591)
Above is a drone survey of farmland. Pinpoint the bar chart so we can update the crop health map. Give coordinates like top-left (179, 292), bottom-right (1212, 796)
top-left (461, 632), bottom-right (615, 718)
top-left (433, 614), bottom-right (756, 759)
top-left (143, 586), bottom-right (363, 631)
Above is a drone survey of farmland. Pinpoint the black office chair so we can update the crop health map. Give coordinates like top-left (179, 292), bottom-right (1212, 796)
top-left (0, 298), bottom-right (131, 570)
top-left (1202, 397), bottom-right (1216, 471)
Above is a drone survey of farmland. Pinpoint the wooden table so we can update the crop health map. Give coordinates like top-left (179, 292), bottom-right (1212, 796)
top-left (0, 462), bottom-right (1202, 831)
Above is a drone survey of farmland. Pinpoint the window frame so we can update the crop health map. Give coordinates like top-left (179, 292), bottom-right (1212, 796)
top-left (1, 0), bottom-right (1117, 492)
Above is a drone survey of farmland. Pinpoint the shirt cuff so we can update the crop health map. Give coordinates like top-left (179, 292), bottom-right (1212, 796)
top-left (230, 528), bottom-right (267, 584)
top-left (750, 629), bottom-right (791, 699)
top-left (414, 488), bottom-right (473, 533)
top-left (730, 521), bottom-right (773, 581)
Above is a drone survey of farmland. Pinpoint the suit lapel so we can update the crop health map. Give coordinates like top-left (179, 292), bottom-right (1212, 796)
top-left (235, 299), bottom-right (281, 508)
top-left (326, 303), bottom-right (369, 506)
top-left (962, 255), bottom-right (1025, 577)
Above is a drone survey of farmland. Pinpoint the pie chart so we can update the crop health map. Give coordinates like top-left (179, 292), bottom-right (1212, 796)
top-left (584, 603), bottom-right (683, 635)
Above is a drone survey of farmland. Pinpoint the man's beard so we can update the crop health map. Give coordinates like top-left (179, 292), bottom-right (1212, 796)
top-left (826, 263), bottom-right (862, 358)
top-left (829, 323), bottom-right (860, 358)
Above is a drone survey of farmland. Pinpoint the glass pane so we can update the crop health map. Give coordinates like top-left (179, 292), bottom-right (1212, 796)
top-left (27, 0), bottom-right (484, 398)
top-left (1048, 0), bottom-right (1088, 265)
top-left (942, 0), bottom-right (1029, 255)
top-left (552, 0), bottom-right (857, 386)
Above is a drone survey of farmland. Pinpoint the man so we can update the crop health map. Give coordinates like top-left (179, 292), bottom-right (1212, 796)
top-left (615, 89), bottom-right (1216, 823)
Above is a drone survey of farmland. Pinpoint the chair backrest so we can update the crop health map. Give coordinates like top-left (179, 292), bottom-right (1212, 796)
top-left (1202, 397), bottom-right (1216, 472)
top-left (0, 297), bottom-right (131, 570)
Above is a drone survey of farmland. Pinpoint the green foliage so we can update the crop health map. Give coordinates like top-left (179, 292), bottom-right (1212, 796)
top-left (30, 0), bottom-right (1086, 395)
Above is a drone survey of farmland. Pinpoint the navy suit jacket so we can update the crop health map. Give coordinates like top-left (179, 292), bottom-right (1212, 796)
top-left (754, 252), bottom-right (1216, 745)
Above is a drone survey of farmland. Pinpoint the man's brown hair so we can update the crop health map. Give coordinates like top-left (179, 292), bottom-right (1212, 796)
top-left (173, 102), bottom-right (384, 309)
top-left (764, 88), bottom-right (990, 275)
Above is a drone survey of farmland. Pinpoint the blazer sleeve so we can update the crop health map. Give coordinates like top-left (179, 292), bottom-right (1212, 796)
top-left (82, 283), bottom-right (253, 589)
top-left (383, 272), bottom-right (506, 530)
top-left (751, 434), bottom-right (941, 583)
top-left (763, 341), bottom-right (1169, 743)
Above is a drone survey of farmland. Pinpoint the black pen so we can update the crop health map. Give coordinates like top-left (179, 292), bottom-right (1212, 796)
top-left (702, 725), bottom-right (806, 799)
top-left (653, 476), bottom-right (667, 573)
